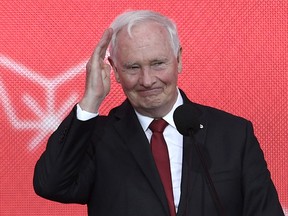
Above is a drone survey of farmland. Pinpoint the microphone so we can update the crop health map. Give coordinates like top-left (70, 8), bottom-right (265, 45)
top-left (173, 104), bottom-right (226, 216)
top-left (173, 104), bottom-right (201, 136)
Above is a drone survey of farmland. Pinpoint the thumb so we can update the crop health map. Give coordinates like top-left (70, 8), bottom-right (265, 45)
top-left (101, 64), bottom-right (111, 80)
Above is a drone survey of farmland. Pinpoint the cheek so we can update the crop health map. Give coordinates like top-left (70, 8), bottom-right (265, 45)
top-left (118, 74), bottom-right (139, 90)
top-left (161, 70), bottom-right (178, 85)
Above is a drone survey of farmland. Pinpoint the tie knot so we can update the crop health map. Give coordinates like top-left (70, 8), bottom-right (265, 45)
top-left (149, 118), bottom-right (168, 133)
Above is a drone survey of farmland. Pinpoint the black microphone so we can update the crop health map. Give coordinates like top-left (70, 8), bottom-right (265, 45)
top-left (173, 104), bottom-right (226, 216)
top-left (173, 104), bottom-right (201, 136)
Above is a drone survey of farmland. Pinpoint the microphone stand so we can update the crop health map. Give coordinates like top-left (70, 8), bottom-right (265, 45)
top-left (188, 130), bottom-right (226, 216)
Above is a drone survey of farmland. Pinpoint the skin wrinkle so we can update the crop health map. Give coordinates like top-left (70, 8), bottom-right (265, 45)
top-left (109, 21), bottom-right (182, 118)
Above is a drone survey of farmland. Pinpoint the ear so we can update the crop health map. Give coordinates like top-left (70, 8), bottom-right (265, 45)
top-left (108, 57), bottom-right (120, 83)
top-left (177, 46), bottom-right (183, 73)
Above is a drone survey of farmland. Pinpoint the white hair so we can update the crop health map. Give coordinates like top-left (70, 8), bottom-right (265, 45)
top-left (109, 10), bottom-right (180, 61)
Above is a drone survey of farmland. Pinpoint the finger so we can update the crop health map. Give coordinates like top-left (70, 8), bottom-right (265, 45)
top-left (102, 64), bottom-right (111, 96)
top-left (95, 28), bottom-right (113, 60)
top-left (102, 64), bottom-right (111, 80)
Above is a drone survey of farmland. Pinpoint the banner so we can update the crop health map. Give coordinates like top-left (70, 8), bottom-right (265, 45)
top-left (1, 1), bottom-right (287, 215)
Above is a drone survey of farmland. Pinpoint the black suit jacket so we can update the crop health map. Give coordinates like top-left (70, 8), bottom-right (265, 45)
top-left (34, 90), bottom-right (284, 216)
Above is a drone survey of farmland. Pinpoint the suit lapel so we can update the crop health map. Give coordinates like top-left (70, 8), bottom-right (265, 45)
top-left (112, 100), bottom-right (170, 215)
top-left (110, 91), bottom-right (208, 216)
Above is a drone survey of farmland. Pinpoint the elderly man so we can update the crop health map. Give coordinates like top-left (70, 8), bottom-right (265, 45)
top-left (33, 10), bottom-right (284, 216)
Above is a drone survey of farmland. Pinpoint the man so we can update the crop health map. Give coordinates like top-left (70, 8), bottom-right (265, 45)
top-left (33, 10), bottom-right (284, 216)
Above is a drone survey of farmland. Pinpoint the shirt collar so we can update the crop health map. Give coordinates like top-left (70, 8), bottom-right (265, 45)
top-left (135, 88), bottom-right (184, 131)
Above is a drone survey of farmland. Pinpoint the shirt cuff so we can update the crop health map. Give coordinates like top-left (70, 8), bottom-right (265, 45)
top-left (76, 104), bottom-right (98, 121)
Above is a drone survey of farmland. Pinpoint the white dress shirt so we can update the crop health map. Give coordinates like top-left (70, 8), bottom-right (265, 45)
top-left (134, 91), bottom-right (183, 210)
top-left (76, 89), bottom-right (184, 211)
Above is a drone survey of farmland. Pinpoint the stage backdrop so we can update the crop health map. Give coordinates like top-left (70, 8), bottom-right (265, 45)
top-left (0, 1), bottom-right (287, 215)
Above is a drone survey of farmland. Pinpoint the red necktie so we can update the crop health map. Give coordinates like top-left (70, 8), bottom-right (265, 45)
top-left (149, 119), bottom-right (176, 216)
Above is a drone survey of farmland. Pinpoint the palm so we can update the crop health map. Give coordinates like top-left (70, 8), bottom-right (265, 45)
top-left (79, 28), bottom-right (113, 113)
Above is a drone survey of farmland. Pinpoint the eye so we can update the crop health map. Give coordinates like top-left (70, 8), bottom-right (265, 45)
top-left (153, 61), bottom-right (164, 66)
top-left (130, 65), bottom-right (140, 69)
top-left (151, 60), bottom-right (167, 70)
top-left (124, 63), bottom-right (140, 70)
top-left (123, 64), bottom-right (141, 74)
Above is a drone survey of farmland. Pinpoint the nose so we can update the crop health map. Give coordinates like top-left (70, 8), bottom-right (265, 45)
top-left (139, 67), bottom-right (156, 87)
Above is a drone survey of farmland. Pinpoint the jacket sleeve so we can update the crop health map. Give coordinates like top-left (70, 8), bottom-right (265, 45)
top-left (242, 121), bottom-right (284, 216)
top-left (33, 106), bottom-right (98, 204)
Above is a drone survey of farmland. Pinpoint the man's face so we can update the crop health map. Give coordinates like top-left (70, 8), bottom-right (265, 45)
top-left (111, 21), bottom-right (182, 118)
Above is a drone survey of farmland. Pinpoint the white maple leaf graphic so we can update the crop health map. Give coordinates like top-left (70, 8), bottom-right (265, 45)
top-left (0, 54), bottom-right (87, 151)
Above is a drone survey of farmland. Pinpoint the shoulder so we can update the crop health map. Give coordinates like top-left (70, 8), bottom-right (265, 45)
top-left (199, 103), bottom-right (246, 121)
top-left (194, 102), bottom-right (253, 132)
top-left (180, 89), bottom-right (250, 128)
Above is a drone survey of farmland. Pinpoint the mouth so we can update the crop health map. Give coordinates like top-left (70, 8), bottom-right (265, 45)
top-left (137, 88), bottom-right (163, 97)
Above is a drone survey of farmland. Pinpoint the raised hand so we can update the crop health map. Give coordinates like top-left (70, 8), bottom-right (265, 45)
top-left (79, 28), bottom-right (113, 113)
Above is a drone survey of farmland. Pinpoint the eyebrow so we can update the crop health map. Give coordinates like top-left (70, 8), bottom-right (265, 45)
top-left (122, 57), bottom-right (170, 66)
top-left (122, 62), bottom-right (139, 68)
top-left (151, 58), bottom-right (169, 63)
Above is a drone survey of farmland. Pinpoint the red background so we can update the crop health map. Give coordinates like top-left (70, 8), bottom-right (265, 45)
top-left (0, 1), bottom-right (287, 215)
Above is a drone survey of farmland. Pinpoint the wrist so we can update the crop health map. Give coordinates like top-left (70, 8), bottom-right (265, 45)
top-left (79, 96), bottom-right (102, 113)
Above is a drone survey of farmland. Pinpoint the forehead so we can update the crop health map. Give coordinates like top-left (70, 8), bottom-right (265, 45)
top-left (127, 21), bottom-right (168, 37)
top-left (115, 22), bottom-right (173, 59)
